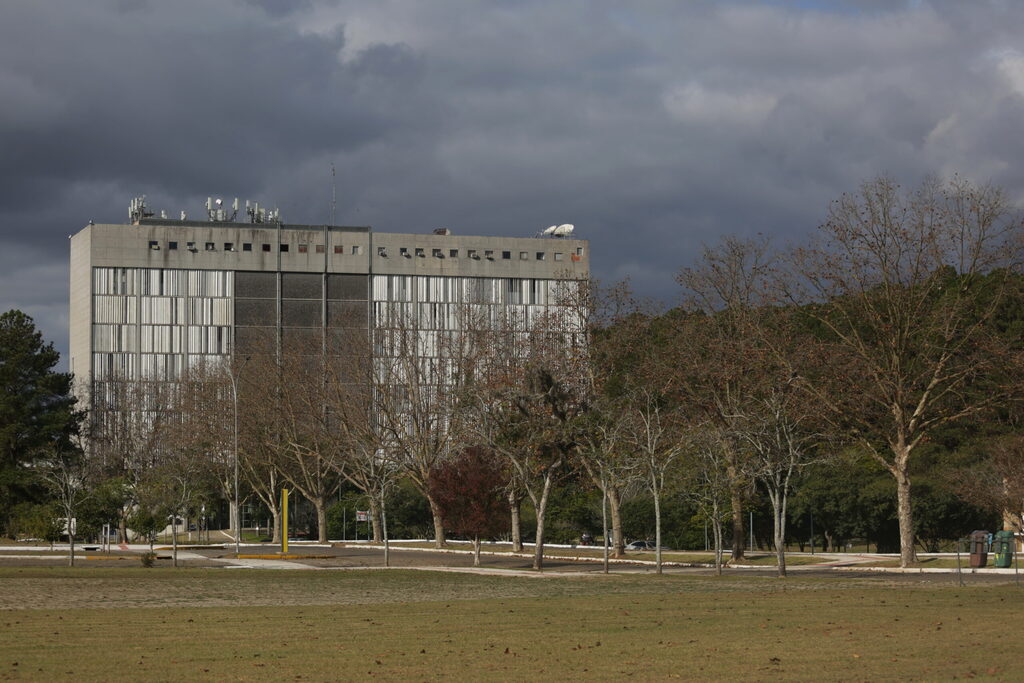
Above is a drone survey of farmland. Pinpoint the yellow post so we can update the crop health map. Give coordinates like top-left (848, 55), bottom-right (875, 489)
top-left (281, 488), bottom-right (289, 555)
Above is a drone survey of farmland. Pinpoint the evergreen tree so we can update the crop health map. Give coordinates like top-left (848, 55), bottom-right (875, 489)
top-left (0, 310), bottom-right (79, 533)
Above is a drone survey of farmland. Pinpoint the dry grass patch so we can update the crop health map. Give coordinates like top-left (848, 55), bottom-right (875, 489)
top-left (0, 569), bottom-right (1021, 680)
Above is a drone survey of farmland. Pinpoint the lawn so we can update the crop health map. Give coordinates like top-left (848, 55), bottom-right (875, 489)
top-left (0, 568), bottom-right (1020, 680)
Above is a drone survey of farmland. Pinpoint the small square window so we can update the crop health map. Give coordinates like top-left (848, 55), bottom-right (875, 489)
top-left (520, 251), bottom-right (529, 260)
top-left (315, 244), bottom-right (325, 254)
top-left (400, 247), bottom-right (410, 258)
top-left (205, 242), bottom-right (215, 251)
top-left (298, 243), bottom-right (308, 254)
top-left (502, 251), bottom-right (511, 260)
top-left (378, 246), bottom-right (388, 257)
top-left (415, 248), bottom-right (425, 258)
top-left (262, 244), bottom-right (271, 252)
top-left (554, 252), bottom-right (563, 261)
top-left (576, 247), bottom-right (584, 256)
top-left (449, 249), bottom-right (459, 258)
top-left (168, 241), bottom-right (178, 250)
top-left (432, 248), bottom-right (443, 258)
top-left (536, 252), bottom-right (545, 260)
top-left (334, 245), bottom-right (343, 254)
top-left (242, 243), bottom-right (252, 252)
top-left (468, 249), bottom-right (479, 259)
top-left (280, 244), bottom-right (289, 253)
top-left (352, 245), bottom-right (362, 255)
top-left (224, 242), bottom-right (234, 251)
top-left (148, 240), bottom-right (160, 250)
top-left (187, 241), bottom-right (197, 251)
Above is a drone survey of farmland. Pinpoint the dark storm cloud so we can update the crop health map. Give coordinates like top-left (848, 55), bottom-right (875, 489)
top-left (3, 0), bottom-right (1024, 362)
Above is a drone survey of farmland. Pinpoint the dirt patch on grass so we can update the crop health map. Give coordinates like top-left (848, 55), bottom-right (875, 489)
top-left (0, 567), bottom-right (919, 612)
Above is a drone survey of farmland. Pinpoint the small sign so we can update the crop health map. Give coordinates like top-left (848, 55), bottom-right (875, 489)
top-left (356, 510), bottom-right (369, 522)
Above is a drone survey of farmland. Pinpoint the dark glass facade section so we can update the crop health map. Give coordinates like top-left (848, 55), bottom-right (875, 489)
top-left (327, 301), bottom-right (369, 328)
top-left (234, 326), bottom-right (277, 353)
top-left (281, 273), bottom-right (323, 300)
top-left (327, 274), bottom-right (368, 301)
top-left (282, 300), bottom-right (322, 327)
top-left (236, 271), bottom-right (277, 299)
top-left (282, 327), bottom-right (321, 350)
top-left (235, 299), bottom-right (277, 326)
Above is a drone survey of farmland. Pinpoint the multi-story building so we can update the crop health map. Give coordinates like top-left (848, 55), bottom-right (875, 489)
top-left (68, 199), bottom-right (589, 417)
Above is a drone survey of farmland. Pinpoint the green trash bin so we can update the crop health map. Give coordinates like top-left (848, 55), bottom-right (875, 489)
top-left (993, 530), bottom-right (1015, 569)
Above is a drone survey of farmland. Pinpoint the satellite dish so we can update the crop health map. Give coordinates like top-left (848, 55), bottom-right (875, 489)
top-left (542, 225), bottom-right (558, 235)
top-left (552, 224), bottom-right (574, 236)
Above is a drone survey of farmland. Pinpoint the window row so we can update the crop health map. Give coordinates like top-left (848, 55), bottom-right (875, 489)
top-left (93, 324), bottom-right (231, 354)
top-left (94, 295), bottom-right (232, 326)
top-left (94, 268), bottom-right (232, 298)
top-left (372, 275), bottom-right (577, 306)
top-left (146, 240), bottom-right (364, 256)
top-left (92, 352), bottom-right (226, 381)
top-left (372, 301), bottom-right (559, 332)
top-left (376, 246), bottom-right (584, 262)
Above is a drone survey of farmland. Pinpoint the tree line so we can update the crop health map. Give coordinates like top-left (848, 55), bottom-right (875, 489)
top-left (2, 175), bottom-right (1023, 573)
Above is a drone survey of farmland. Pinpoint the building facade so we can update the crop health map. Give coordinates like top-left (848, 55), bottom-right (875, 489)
top-left (69, 210), bottom-right (590, 415)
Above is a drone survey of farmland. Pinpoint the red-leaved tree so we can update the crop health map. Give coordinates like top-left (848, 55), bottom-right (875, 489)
top-left (428, 446), bottom-right (510, 567)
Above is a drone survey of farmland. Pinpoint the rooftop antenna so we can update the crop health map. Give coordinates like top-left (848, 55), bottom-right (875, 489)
top-left (206, 197), bottom-right (240, 222)
top-left (129, 196), bottom-right (153, 223)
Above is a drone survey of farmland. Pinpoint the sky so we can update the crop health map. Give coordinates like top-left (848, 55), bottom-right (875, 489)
top-left (4, 0), bottom-right (1024, 365)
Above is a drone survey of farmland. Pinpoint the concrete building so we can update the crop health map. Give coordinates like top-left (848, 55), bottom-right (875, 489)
top-left (69, 200), bottom-right (589, 416)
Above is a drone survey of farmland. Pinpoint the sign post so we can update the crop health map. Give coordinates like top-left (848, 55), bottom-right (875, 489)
top-left (356, 510), bottom-right (368, 542)
top-left (281, 488), bottom-right (289, 555)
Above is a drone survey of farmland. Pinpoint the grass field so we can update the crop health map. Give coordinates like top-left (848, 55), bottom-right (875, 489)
top-left (1, 568), bottom-right (1022, 680)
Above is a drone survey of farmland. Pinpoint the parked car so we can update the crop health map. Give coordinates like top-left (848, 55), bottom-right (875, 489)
top-left (626, 540), bottom-right (670, 551)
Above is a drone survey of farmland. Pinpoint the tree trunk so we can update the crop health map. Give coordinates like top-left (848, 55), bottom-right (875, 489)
top-left (68, 533), bottom-right (76, 568)
top-left (369, 496), bottom-right (383, 543)
top-left (171, 515), bottom-right (178, 568)
top-left (381, 492), bottom-right (390, 568)
top-left (608, 485), bottom-right (625, 559)
top-left (601, 482), bottom-right (609, 574)
top-left (271, 507), bottom-right (282, 544)
top-left (653, 477), bottom-right (663, 575)
top-left (229, 499), bottom-right (239, 544)
top-left (314, 497), bottom-right (328, 544)
top-left (532, 472), bottom-right (556, 571)
top-left (770, 490), bottom-right (787, 578)
top-left (894, 460), bottom-right (917, 567)
top-left (730, 484), bottom-right (745, 561)
top-left (508, 489), bottom-right (522, 553)
top-left (712, 504), bottom-right (723, 576)
top-left (118, 514), bottom-right (128, 545)
top-left (473, 536), bottom-right (482, 567)
top-left (426, 493), bottom-right (446, 548)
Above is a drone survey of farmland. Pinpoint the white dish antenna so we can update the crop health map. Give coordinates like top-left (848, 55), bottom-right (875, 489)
top-left (552, 223), bottom-right (574, 236)
top-left (542, 225), bottom-right (558, 235)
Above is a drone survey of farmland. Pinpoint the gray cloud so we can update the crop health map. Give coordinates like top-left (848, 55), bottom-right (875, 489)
top-left (3, 0), bottom-right (1024, 365)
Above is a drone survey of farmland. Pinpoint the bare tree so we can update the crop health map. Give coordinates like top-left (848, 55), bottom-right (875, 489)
top-left (680, 427), bottom-right (735, 575)
top-left (373, 311), bottom-right (470, 548)
top-left (38, 442), bottom-right (90, 567)
top-left (622, 388), bottom-right (683, 574)
top-left (786, 176), bottom-right (1024, 566)
top-left (949, 433), bottom-right (1024, 533)
top-left (733, 380), bottom-right (825, 577)
top-left (676, 236), bottom-right (777, 561)
top-left (471, 301), bottom-right (588, 571)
